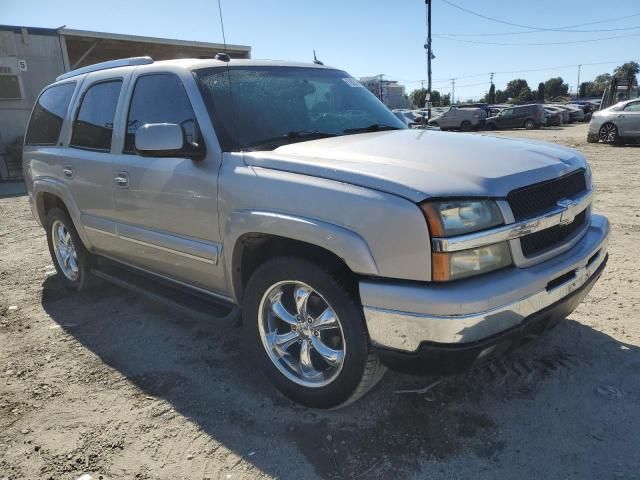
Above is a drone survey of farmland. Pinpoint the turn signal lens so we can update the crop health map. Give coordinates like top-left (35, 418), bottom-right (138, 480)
top-left (432, 242), bottom-right (512, 281)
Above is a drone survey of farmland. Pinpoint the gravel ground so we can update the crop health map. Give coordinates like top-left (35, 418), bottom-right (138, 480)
top-left (1, 123), bottom-right (639, 480)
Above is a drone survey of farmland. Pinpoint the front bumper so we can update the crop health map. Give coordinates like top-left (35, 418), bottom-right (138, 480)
top-left (360, 214), bottom-right (609, 374)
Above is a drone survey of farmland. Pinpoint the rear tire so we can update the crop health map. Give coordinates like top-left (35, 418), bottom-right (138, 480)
top-left (524, 119), bottom-right (535, 130)
top-left (586, 133), bottom-right (599, 143)
top-left (460, 120), bottom-right (472, 132)
top-left (45, 207), bottom-right (95, 291)
top-left (485, 122), bottom-right (497, 131)
top-left (243, 257), bottom-right (385, 409)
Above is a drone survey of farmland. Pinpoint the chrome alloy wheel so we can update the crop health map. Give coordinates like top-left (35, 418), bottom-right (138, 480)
top-left (599, 123), bottom-right (618, 143)
top-left (51, 220), bottom-right (79, 281)
top-left (258, 281), bottom-right (346, 388)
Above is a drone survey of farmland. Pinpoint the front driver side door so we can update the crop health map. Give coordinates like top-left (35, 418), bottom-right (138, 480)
top-left (109, 72), bottom-right (225, 294)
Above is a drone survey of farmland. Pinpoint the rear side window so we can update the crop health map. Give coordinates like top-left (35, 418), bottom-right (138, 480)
top-left (25, 82), bottom-right (76, 146)
top-left (124, 73), bottom-right (201, 154)
top-left (70, 80), bottom-right (122, 151)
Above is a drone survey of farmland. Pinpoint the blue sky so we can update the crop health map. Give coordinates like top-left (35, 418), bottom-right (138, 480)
top-left (2, 0), bottom-right (639, 100)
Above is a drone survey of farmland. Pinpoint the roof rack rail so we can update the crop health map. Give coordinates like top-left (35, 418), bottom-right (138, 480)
top-left (56, 56), bottom-right (154, 81)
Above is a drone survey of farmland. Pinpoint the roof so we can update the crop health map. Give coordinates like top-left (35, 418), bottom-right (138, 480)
top-left (59, 28), bottom-right (251, 55)
top-left (55, 57), bottom-right (340, 82)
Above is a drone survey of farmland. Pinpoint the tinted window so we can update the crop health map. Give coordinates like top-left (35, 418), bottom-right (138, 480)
top-left (70, 80), bottom-right (122, 151)
top-left (25, 82), bottom-right (76, 146)
top-left (125, 74), bottom-right (201, 153)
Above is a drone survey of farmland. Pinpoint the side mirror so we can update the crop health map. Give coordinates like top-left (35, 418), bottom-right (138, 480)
top-left (135, 123), bottom-right (185, 157)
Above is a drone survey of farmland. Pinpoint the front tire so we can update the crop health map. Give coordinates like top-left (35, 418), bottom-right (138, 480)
top-left (599, 122), bottom-right (619, 144)
top-left (243, 257), bottom-right (385, 409)
top-left (524, 119), bottom-right (535, 130)
top-left (46, 207), bottom-right (94, 291)
top-left (460, 120), bottom-right (472, 132)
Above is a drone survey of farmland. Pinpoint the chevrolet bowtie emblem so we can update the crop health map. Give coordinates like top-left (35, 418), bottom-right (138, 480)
top-left (557, 198), bottom-right (576, 226)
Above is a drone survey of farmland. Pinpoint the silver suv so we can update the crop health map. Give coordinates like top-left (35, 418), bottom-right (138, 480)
top-left (23, 57), bottom-right (609, 408)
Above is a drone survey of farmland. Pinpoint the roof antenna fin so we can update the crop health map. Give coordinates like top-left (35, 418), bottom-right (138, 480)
top-left (313, 50), bottom-right (324, 65)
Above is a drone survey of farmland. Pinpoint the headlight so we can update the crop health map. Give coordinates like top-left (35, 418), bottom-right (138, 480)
top-left (420, 199), bottom-right (511, 281)
top-left (432, 242), bottom-right (512, 281)
top-left (420, 199), bottom-right (503, 236)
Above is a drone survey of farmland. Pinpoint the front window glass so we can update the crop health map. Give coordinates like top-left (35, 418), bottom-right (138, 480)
top-left (623, 102), bottom-right (640, 112)
top-left (125, 73), bottom-right (202, 154)
top-left (194, 66), bottom-right (405, 151)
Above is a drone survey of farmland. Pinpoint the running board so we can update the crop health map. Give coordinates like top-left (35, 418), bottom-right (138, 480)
top-left (90, 258), bottom-right (240, 325)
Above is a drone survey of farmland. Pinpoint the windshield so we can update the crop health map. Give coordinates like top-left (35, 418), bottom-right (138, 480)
top-left (194, 66), bottom-right (405, 151)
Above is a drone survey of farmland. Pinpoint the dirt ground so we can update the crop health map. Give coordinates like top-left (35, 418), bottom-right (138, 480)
top-left (1, 123), bottom-right (639, 480)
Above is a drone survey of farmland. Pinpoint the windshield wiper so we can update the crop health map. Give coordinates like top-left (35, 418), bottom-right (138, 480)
top-left (343, 124), bottom-right (402, 134)
top-left (245, 130), bottom-right (337, 149)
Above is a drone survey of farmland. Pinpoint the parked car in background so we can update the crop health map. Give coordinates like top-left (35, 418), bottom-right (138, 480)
top-left (485, 104), bottom-right (546, 130)
top-left (393, 110), bottom-right (418, 127)
top-left (544, 108), bottom-right (562, 126)
top-left (545, 105), bottom-right (569, 124)
top-left (427, 107), bottom-right (486, 131)
top-left (551, 104), bottom-right (585, 123)
top-left (587, 98), bottom-right (640, 144)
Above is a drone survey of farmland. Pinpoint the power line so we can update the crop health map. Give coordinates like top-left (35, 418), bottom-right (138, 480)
top-left (435, 25), bottom-right (640, 37)
top-left (441, 0), bottom-right (640, 32)
top-left (434, 32), bottom-right (640, 46)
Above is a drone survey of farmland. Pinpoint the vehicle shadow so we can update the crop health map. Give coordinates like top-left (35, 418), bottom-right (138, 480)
top-left (40, 274), bottom-right (640, 479)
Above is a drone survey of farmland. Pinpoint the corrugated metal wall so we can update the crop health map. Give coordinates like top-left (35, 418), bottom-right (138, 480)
top-left (0, 27), bottom-right (66, 179)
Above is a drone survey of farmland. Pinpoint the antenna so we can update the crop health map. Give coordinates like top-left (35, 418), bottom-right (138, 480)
top-left (217, 0), bottom-right (240, 148)
top-left (313, 50), bottom-right (324, 65)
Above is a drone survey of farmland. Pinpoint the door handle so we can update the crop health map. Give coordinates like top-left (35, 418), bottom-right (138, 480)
top-left (113, 172), bottom-right (129, 188)
top-left (618, 115), bottom-right (625, 118)
top-left (62, 166), bottom-right (73, 178)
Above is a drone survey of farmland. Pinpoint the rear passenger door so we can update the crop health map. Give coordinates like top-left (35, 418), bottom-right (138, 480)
top-left (63, 71), bottom-right (128, 254)
top-left (110, 72), bottom-right (224, 293)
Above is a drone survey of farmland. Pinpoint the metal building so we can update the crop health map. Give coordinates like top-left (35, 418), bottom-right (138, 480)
top-left (0, 25), bottom-right (251, 180)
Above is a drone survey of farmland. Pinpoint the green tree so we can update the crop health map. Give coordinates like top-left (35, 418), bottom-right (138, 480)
top-left (613, 61), bottom-right (639, 86)
top-left (544, 77), bottom-right (569, 100)
top-left (537, 82), bottom-right (545, 102)
top-left (579, 82), bottom-right (588, 98)
top-left (430, 90), bottom-right (442, 106)
top-left (504, 79), bottom-right (529, 100)
top-left (495, 89), bottom-right (508, 103)
top-left (441, 93), bottom-right (451, 106)
top-left (515, 86), bottom-right (535, 103)
top-left (409, 88), bottom-right (426, 108)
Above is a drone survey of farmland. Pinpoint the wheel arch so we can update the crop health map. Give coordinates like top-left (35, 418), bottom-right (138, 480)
top-left (32, 178), bottom-right (92, 249)
top-left (225, 211), bottom-right (379, 303)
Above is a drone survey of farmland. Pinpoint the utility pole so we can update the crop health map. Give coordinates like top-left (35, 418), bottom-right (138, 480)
top-left (377, 74), bottom-right (384, 102)
top-left (576, 64), bottom-right (582, 99)
top-left (489, 72), bottom-right (495, 103)
top-left (425, 0), bottom-right (432, 119)
top-left (451, 78), bottom-right (456, 105)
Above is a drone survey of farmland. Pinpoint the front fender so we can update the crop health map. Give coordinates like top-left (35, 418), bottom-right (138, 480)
top-left (224, 209), bottom-right (379, 300)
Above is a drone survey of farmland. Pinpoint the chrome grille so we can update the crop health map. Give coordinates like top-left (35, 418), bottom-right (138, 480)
top-left (508, 169), bottom-right (589, 257)
top-left (520, 210), bottom-right (587, 257)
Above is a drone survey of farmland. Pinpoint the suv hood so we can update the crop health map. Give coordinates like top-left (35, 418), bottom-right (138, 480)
top-left (242, 129), bottom-right (588, 202)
